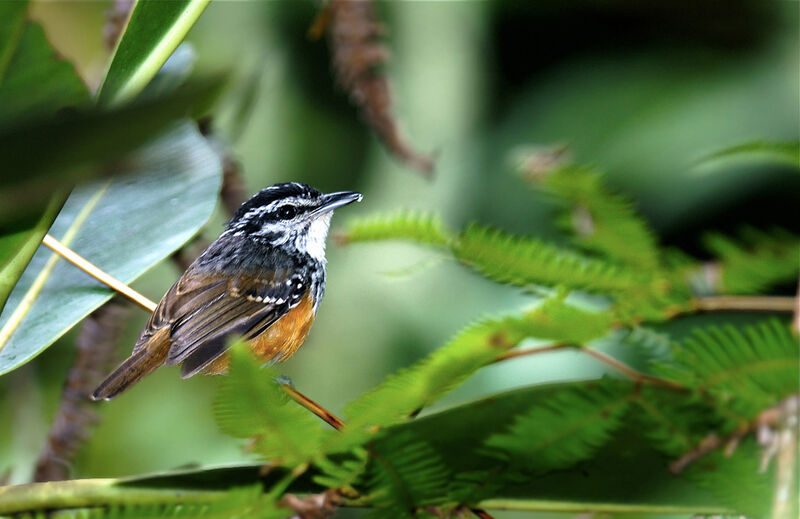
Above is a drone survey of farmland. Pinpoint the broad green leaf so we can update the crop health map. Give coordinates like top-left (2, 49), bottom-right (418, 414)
top-left (0, 78), bottom-right (224, 232)
top-left (0, 122), bottom-right (222, 375)
top-left (97, 0), bottom-right (211, 106)
top-left (0, 194), bottom-right (63, 313)
top-left (0, 0), bottom-right (90, 125)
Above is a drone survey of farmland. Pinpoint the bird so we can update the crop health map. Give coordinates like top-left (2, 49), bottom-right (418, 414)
top-left (91, 182), bottom-right (362, 400)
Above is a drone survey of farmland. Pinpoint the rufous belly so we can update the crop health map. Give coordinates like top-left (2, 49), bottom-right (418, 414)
top-left (201, 293), bottom-right (316, 375)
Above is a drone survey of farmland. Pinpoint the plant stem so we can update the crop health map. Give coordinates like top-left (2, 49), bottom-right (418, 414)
top-left (42, 234), bottom-right (157, 312)
top-left (692, 295), bottom-right (796, 313)
top-left (281, 385), bottom-right (345, 431)
top-left (494, 344), bottom-right (687, 392)
top-left (475, 498), bottom-right (733, 515)
top-left (581, 349), bottom-right (687, 392)
top-left (0, 479), bottom-right (227, 515)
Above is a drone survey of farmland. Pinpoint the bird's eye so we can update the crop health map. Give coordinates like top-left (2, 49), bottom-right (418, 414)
top-left (277, 205), bottom-right (297, 220)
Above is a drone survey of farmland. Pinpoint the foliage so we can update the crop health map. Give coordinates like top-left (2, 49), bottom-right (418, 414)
top-left (0, 2), bottom-right (797, 519)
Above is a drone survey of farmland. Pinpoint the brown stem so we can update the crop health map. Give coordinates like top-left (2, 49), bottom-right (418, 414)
top-left (692, 295), bottom-right (796, 313)
top-left (494, 343), bottom-right (571, 362)
top-left (282, 385), bottom-right (345, 431)
top-left (34, 299), bottom-right (129, 481)
top-left (494, 344), bottom-right (687, 393)
top-left (471, 508), bottom-right (496, 519)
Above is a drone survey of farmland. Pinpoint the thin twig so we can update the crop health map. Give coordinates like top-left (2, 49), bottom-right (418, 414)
top-left (281, 385), bottom-right (345, 431)
top-left (494, 343), bottom-right (571, 362)
top-left (581, 349), bottom-right (687, 392)
top-left (493, 343), bottom-right (687, 392)
top-left (42, 234), bottom-right (156, 312)
top-left (471, 508), bottom-right (496, 519)
top-left (692, 295), bottom-right (796, 313)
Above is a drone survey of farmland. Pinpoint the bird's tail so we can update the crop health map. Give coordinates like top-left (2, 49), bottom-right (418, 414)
top-left (91, 337), bottom-right (169, 401)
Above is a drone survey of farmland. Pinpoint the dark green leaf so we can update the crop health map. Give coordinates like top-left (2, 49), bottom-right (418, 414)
top-left (0, 1), bottom-right (90, 125)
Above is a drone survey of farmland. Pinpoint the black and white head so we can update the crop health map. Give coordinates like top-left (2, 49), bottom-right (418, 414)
top-left (225, 182), bottom-right (362, 261)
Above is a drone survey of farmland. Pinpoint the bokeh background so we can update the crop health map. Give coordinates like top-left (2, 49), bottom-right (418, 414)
top-left (1, 0), bottom-right (798, 491)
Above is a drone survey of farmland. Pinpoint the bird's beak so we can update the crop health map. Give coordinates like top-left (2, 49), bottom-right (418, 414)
top-left (312, 191), bottom-right (362, 217)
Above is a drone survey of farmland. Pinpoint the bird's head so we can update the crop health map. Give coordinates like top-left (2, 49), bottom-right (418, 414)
top-left (226, 182), bottom-right (362, 261)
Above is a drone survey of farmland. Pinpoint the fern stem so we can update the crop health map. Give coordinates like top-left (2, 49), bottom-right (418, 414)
top-left (691, 295), bottom-right (796, 313)
top-left (494, 343), bottom-right (572, 361)
top-left (494, 344), bottom-right (687, 392)
top-left (471, 508), bottom-right (496, 518)
top-left (581, 349), bottom-right (687, 392)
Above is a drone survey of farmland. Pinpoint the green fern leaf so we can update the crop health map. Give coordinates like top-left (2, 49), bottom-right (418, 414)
top-left (703, 227), bottom-right (799, 294)
top-left (213, 344), bottom-right (330, 466)
top-left (484, 379), bottom-right (631, 473)
top-left (539, 165), bottom-right (661, 270)
top-left (454, 223), bottom-right (645, 294)
top-left (686, 438), bottom-right (776, 519)
top-left (338, 211), bottom-right (452, 247)
top-left (329, 296), bottom-right (613, 453)
top-left (657, 319), bottom-right (799, 419)
top-left (313, 447), bottom-right (370, 490)
top-left (363, 431), bottom-right (451, 517)
top-left (699, 139), bottom-right (800, 169)
top-left (633, 387), bottom-right (729, 457)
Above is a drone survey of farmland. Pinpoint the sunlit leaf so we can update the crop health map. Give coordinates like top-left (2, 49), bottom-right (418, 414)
top-left (98, 0), bottom-right (212, 106)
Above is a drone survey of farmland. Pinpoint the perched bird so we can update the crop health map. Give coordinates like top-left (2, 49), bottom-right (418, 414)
top-left (92, 182), bottom-right (362, 400)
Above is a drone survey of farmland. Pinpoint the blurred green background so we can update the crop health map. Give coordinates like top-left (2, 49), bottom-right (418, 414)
top-left (1, 0), bottom-right (797, 490)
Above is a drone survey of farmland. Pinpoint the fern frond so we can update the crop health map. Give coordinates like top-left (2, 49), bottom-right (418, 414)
top-left (85, 485), bottom-right (287, 519)
top-left (338, 211), bottom-right (452, 247)
top-left (703, 227), bottom-right (799, 294)
top-left (484, 379), bottom-right (631, 473)
top-left (363, 431), bottom-right (451, 517)
top-left (699, 139), bottom-right (800, 168)
top-left (657, 319), bottom-right (799, 419)
top-left (313, 447), bottom-right (370, 490)
top-left (454, 223), bottom-right (645, 294)
top-left (330, 296), bottom-right (613, 453)
top-left (213, 345), bottom-right (330, 466)
top-left (686, 438), bottom-right (775, 519)
top-left (538, 165), bottom-right (661, 270)
top-left (633, 387), bottom-right (728, 457)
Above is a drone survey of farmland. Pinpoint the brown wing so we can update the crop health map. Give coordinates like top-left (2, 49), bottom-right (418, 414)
top-left (134, 265), bottom-right (306, 379)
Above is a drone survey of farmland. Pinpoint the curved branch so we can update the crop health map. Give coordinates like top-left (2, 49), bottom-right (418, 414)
top-left (691, 295), bottom-right (795, 313)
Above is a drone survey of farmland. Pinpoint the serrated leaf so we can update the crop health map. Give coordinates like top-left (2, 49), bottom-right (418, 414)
top-left (364, 431), bottom-right (451, 517)
top-left (339, 210), bottom-right (451, 247)
top-left (537, 165), bottom-right (661, 270)
top-left (484, 379), bottom-right (631, 473)
top-left (0, 122), bottom-right (222, 375)
top-left (703, 227), bottom-right (799, 294)
top-left (657, 320), bottom-right (799, 419)
top-left (213, 345), bottom-right (328, 466)
top-left (98, 0), bottom-right (212, 106)
top-left (454, 223), bottom-right (644, 294)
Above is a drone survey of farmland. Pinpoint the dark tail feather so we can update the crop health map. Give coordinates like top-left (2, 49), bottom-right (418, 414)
top-left (91, 345), bottom-right (167, 401)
